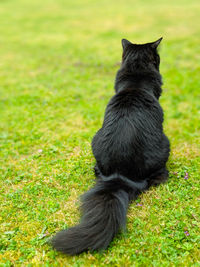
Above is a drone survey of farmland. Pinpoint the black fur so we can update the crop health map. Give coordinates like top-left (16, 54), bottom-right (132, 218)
top-left (51, 38), bottom-right (170, 255)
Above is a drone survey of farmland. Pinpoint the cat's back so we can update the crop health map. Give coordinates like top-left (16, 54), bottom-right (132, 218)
top-left (107, 87), bottom-right (163, 121)
top-left (93, 88), bottom-right (163, 152)
top-left (92, 88), bottom-right (164, 177)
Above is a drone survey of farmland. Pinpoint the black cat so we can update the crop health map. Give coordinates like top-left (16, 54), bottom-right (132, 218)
top-left (52, 38), bottom-right (170, 255)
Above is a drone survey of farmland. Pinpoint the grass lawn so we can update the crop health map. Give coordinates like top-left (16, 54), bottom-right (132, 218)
top-left (0, 0), bottom-right (200, 266)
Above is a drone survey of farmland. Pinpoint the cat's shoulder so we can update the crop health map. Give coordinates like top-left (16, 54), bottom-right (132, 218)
top-left (110, 88), bottom-right (156, 107)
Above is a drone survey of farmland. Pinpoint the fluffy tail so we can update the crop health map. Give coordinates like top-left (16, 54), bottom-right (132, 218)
top-left (51, 175), bottom-right (147, 255)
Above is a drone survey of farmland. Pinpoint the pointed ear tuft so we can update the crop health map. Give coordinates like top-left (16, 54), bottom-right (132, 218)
top-left (121, 39), bottom-right (132, 50)
top-left (151, 37), bottom-right (163, 49)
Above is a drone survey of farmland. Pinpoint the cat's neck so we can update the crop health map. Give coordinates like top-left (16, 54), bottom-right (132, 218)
top-left (114, 68), bottom-right (162, 98)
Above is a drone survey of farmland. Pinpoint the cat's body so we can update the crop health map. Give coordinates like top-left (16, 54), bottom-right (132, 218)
top-left (52, 38), bottom-right (170, 255)
top-left (93, 76), bottom-right (169, 184)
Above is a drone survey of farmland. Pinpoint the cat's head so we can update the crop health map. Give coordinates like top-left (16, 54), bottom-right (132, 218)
top-left (121, 38), bottom-right (162, 71)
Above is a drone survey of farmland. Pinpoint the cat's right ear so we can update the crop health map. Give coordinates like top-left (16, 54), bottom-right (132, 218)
top-left (150, 37), bottom-right (163, 49)
top-left (121, 39), bottom-right (132, 50)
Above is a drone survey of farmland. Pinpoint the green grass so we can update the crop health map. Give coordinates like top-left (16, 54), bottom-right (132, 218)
top-left (0, 0), bottom-right (200, 266)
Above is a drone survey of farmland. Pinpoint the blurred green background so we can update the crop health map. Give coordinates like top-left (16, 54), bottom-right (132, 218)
top-left (0, 0), bottom-right (200, 266)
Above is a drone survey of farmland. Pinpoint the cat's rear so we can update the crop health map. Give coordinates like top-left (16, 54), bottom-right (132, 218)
top-left (51, 38), bottom-right (170, 255)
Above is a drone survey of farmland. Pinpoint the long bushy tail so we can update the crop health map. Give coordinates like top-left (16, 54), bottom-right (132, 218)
top-left (51, 175), bottom-right (147, 255)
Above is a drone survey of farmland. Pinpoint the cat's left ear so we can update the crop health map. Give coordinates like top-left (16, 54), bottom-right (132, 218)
top-left (151, 37), bottom-right (163, 49)
top-left (121, 39), bottom-right (132, 50)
